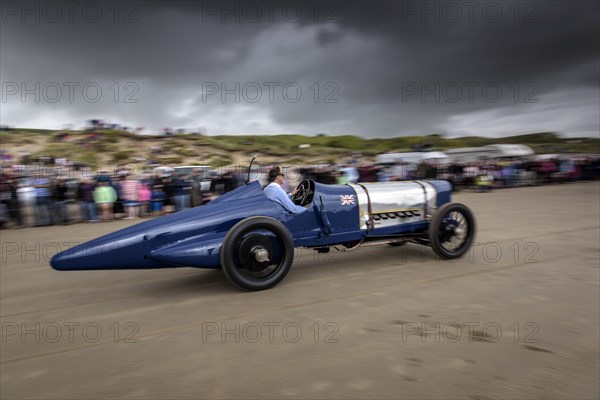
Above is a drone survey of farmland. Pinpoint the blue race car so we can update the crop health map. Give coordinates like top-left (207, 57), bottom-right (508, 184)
top-left (51, 173), bottom-right (476, 290)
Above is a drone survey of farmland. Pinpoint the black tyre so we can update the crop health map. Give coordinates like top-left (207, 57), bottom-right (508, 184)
top-left (221, 216), bottom-right (294, 290)
top-left (428, 203), bottom-right (476, 259)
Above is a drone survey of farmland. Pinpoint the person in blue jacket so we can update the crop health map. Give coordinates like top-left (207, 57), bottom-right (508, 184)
top-left (263, 166), bottom-right (306, 215)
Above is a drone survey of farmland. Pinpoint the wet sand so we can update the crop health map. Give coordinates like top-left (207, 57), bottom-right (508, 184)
top-left (1, 182), bottom-right (599, 399)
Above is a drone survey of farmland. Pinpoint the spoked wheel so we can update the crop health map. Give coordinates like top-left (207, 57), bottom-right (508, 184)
top-left (428, 203), bottom-right (476, 259)
top-left (221, 217), bottom-right (294, 290)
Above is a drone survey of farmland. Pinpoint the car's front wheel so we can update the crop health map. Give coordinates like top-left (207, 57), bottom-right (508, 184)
top-left (221, 217), bottom-right (294, 290)
top-left (428, 203), bottom-right (476, 259)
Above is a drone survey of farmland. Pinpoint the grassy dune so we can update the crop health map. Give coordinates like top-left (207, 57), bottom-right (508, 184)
top-left (1, 129), bottom-right (598, 168)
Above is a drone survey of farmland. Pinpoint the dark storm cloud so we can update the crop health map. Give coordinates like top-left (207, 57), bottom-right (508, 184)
top-left (0, 0), bottom-right (598, 137)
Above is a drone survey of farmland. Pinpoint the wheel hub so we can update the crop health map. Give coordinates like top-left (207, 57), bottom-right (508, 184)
top-left (439, 215), bottom-right (468, 250)
top-left (237, 234), bottom-right (275, 272)
top-left (441, 221), bottom-right (458, 241)
top-left (252, 246), bottom-right (269, 263)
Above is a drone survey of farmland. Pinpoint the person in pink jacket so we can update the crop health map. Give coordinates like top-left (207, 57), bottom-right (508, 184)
top-left (121, 175), bottom-right (141, 219)
top-left (138, 183), bottom-right (151, 218)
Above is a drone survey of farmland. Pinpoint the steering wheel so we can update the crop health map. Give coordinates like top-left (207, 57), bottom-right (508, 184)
top-left (291, 180), bottom-right (311, 206)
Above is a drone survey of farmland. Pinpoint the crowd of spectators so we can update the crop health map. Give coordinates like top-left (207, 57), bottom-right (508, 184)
top-left (302, 157), bottom-right (600, 192)
top-left (1, 156), bottom-right (599, 229)
top-left (0, 168), bottom-right (204, 229)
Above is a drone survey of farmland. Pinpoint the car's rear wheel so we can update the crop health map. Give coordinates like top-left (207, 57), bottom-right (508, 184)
top-left (428, 203), bottom-right (476, 259)
top-left (221, 217), bottom-right (294, 290)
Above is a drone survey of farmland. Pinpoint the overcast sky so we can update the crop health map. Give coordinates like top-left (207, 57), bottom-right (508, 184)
top-left (1, 0), bottom-right (598, 138)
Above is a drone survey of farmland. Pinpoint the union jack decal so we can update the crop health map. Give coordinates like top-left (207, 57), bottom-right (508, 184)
top-left (340, 194), bottom-right (355, 205)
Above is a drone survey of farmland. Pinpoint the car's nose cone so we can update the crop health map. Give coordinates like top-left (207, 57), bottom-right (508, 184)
top-left (50, 233), bottom-right (154, 271)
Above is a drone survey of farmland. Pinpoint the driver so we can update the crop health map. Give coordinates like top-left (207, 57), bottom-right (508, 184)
top-left (264, 167), bottom-right (307, 214)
